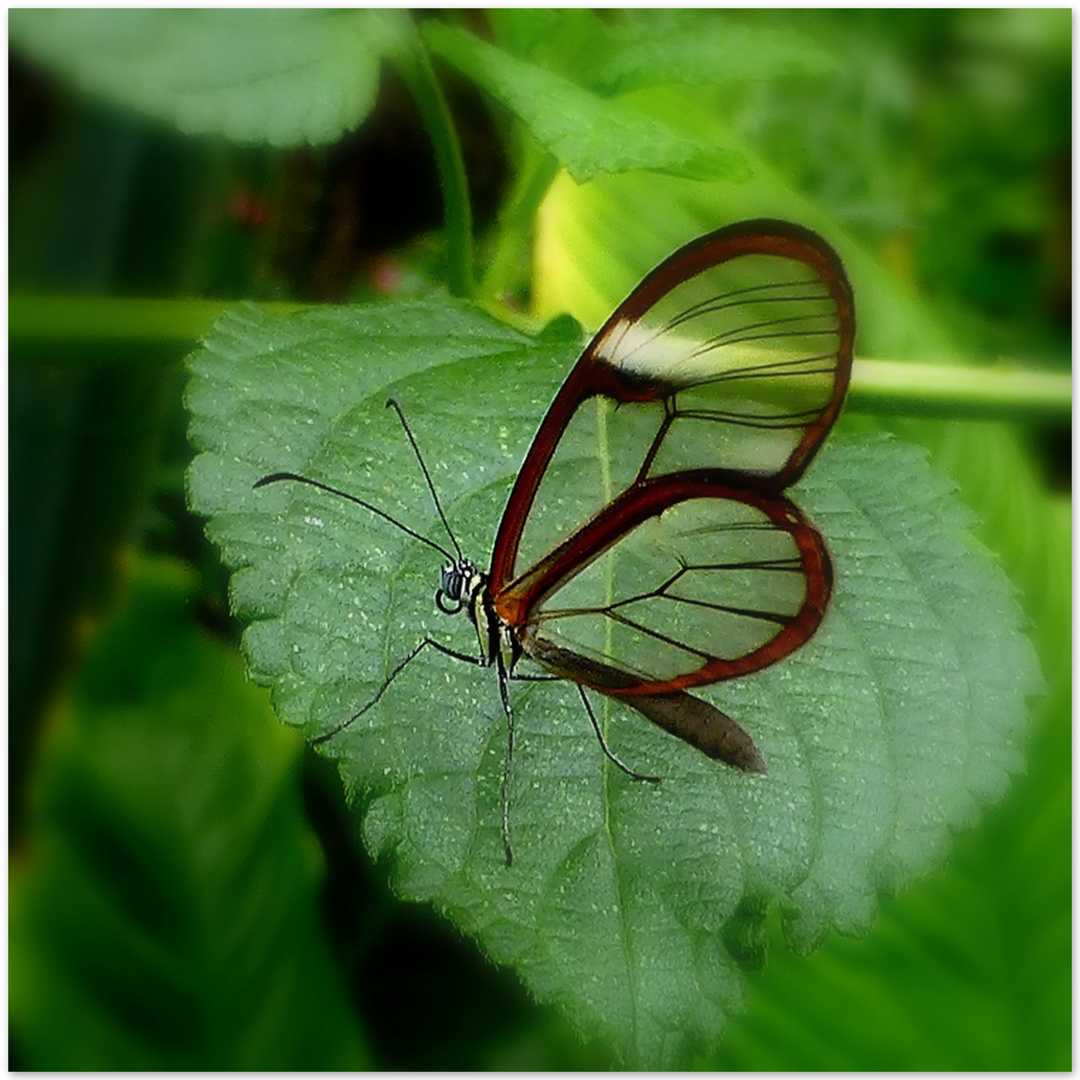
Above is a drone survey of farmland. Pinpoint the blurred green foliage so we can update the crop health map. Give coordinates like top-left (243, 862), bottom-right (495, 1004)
top-left (9, 8), bottom-right (1069, 1070)
top-left (10, 558), bottom-right (368, 1069)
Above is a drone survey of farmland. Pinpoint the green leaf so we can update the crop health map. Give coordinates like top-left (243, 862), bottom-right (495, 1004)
top-left (186, 300), bottom-right (1038, 1067)
top-left (595, 12), bottom-right (840, 94)
top-left (487, 9), bottom-right (615, 84)
top-left (9, 556), bottom-right (367, 1070)
top-left (423, 23), bottom-right (749, 183)
top-left (9, 9), bottom-right (395, 146)
top-left (486, 10), bottom-right (837, 96)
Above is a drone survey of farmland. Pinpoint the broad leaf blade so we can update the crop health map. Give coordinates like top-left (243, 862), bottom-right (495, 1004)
top-left (424, 23), bottom-right (749, 183)
top-left (10, 9), bottom-right (393, 146)
top-left (596, 12), bottom-right (840, 93)
top-left (187, 299), bottom-right (1038, 1066)
top-left (486, 9), bottom-right (837, 94)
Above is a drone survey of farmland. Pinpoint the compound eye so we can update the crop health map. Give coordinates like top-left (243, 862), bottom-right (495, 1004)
top-left (440, 563), bottom-right (461, 597)
top-left (436, 588), bottom-right (463, 615)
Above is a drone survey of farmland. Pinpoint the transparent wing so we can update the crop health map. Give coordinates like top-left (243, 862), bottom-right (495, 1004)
top-left (490, 220), bottom-right (853, 595)
top-left (508, 482), bottom-right (831, 696)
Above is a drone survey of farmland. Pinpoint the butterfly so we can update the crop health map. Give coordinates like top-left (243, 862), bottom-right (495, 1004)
top-left (257, 218), bottom-right (855, 865)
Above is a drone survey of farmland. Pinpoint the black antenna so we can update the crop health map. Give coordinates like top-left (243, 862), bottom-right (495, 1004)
top-left (385, 398), bottom-right (464, 562)
top-left (253, 473), bottom-right (456, 563)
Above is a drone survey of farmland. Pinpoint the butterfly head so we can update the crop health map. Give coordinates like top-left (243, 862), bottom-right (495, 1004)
top-left (436, 557), bottom-right (484, 615)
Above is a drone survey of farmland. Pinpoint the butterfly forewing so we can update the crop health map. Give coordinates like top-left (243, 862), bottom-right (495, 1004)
top-left (490, 221), bottom-right (853, 596)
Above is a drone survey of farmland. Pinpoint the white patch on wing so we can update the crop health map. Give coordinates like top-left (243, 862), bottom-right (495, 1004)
top-left (595, 317), bottom-right (772, 386)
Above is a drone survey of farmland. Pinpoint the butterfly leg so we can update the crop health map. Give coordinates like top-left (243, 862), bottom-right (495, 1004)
top-left (577, 684), bottom-right (662, 784)
top-left (496, 670), bottom-right (564, 865)
top-left (494, 650), bottom-right (516, 868)
top-left (311, 637), bottom-right (482, 745)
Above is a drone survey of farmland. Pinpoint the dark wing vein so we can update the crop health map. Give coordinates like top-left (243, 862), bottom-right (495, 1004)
top-left (665, 280), bottom-right (831, 333)
top-left (601, 609), bottom-right (715, 661)
top-left (688, 311), bottom-right (837, 354)
top-left (677, 407), bottom-right (828, 429)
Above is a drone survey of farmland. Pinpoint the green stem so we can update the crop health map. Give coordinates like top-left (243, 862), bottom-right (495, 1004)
top-left (479, 147), bottom-right (560, 303)
top-left (391, 37), bottom-right (474, 299)
top-left (848, 359), bottom-right (1070, 421)
top-left (8, 296), bottom-right (308, 344)
top-left (8, 295), bottom-right (1070, 424)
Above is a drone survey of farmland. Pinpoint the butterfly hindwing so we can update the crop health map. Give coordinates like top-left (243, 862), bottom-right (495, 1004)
top-left (509, 481), bottom-right (830, 691)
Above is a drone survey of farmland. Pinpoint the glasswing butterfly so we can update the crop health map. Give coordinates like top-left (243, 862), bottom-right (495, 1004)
top-left (257, 219), bottom-right (854, 866)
